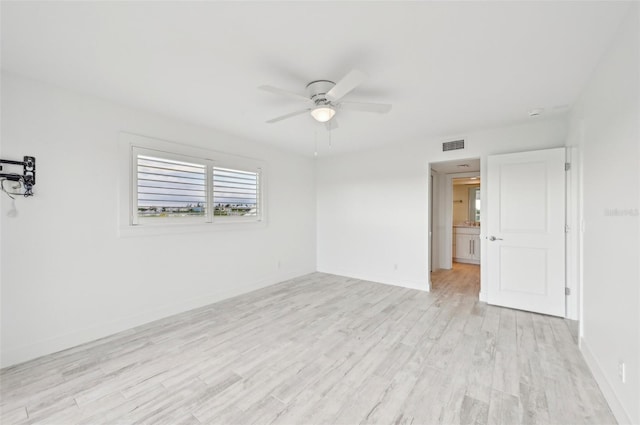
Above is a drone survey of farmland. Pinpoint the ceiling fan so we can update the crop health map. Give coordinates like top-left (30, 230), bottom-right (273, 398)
top-left (259, 69), bottom-right (392, 130)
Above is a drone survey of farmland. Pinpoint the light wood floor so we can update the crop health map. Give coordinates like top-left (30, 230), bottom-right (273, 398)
top-left (1, 266), bottom-right (615, 424)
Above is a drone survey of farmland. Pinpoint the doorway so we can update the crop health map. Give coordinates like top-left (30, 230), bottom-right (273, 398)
top-left (429, 158), bottom-right (481, 297)
top-left (429, 149), bottom-right (569, 317)
top-left (452, 176), bottom-right (481, 265)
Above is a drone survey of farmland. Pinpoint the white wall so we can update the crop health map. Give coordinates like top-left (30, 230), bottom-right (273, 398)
top-left (568, 5), bottom-right (639, 424)
top-left (0, 73), bottom-right (317, 368)
top-left (317, 119), bottom-right (567, 297)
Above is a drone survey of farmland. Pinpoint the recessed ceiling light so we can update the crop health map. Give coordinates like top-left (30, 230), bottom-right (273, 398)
top-left (528, 108), bottom-right (544, 117)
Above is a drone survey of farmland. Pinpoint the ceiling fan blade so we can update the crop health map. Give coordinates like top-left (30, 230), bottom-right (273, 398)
top-left (258, 85), bottom-right (311, 103)
top-left (325, 118), bottom-right (339, 131)
top-left (339, 101), bottom-right (392, 113)
top-left (266, 108), bottom-right (310, 124)
top-left (326, 69), bottom-right (368, 101)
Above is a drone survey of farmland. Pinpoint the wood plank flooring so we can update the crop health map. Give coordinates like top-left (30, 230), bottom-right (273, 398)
top-left (1, 264), bottom-right (616, 424)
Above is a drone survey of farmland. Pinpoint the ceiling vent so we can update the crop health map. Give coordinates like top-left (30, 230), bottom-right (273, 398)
top-left (443, 139), bottom-right (465, 151)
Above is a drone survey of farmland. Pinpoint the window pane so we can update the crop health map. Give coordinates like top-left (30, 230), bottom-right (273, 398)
top-left (137, 155), bottom-right (206, 218)
top-left (213, 167), bottom-right (259, 217)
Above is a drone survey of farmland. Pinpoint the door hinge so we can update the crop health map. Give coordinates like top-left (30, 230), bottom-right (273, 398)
top-left (565, 162), bottom-right (571, 171)
top-left (565, 224), bottom-right (570, 233)
top-left (565, 287), bottom-right (571, 296)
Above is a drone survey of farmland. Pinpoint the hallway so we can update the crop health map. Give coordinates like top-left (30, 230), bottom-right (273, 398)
top-left (431, 262), bottom-right (481, 297)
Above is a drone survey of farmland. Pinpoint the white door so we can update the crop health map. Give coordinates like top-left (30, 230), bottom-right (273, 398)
top-left (486, 148), bottom-right (566, 317)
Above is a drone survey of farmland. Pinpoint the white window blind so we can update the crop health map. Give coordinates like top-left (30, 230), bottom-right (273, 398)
top-left (136, 155), bottom-right (206, 220)
top-left (213, 167), bottom-right (260, 218)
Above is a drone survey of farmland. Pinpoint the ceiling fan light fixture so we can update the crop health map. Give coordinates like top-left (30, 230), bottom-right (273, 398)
top-left (310, 106), bottom-right (336, 123)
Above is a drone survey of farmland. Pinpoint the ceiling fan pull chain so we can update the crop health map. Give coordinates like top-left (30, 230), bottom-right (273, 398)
top-left (314, 127), bottom-right (318, 157)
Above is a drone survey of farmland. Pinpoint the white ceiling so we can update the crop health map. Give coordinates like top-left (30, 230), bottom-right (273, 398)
top-left (431, 158), bottom-right (480, 174)
top-left (0, 1), bottom-right (631, 157)
top-left (453, 178), bottom-right (481, 186)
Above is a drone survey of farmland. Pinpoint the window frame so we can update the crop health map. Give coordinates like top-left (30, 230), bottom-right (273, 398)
top-left (119, 132), bottom-right (266, 237)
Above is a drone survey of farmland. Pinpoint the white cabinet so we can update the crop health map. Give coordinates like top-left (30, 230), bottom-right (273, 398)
top-left (454, 227), bottom-right (480, 264)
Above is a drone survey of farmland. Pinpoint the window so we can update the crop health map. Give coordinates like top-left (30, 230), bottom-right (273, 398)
top-left (213, 167), bottom-right (260, 218)
top-left (124, 135), bottom-right (265, 231)
top-left (137, 155), bottom-right (207, 220)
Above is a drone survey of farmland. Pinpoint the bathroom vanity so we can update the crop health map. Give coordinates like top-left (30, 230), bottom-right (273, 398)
top-left (453, 225), bottom-right (481, 264)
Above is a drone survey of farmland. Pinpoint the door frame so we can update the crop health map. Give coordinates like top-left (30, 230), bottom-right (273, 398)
top-left (428, 170), bottom-right (434, 291)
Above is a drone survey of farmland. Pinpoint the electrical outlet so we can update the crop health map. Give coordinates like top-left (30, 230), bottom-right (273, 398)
top-left (618, 361), bottom-right (626, 383)
top-left (277, 260), bottom-right (282, 270)
top-left (393, 264), bottom-right (398, 271)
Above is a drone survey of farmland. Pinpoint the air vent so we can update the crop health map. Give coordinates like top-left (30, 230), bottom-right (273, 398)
top-left (443, 139), bottom-right (465, 151)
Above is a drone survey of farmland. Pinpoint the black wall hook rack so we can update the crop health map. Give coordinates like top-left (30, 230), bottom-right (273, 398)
top-left (0, 156), bottom-right (36, 196)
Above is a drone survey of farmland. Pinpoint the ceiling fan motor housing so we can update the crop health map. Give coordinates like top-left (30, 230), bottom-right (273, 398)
top-left (306, 80), bottom-right (335, 105)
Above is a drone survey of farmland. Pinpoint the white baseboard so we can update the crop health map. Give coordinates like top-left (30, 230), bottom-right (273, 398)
top-left (0, 268), bottom-right (313, 369)
top-left (316, 267), bottom-right (429, 292)
top-left (580, 337), bottom-right (633, 425)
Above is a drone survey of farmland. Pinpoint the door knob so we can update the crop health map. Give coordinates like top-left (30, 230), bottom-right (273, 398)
top-left (488, 236), bottom-right (503, 241)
